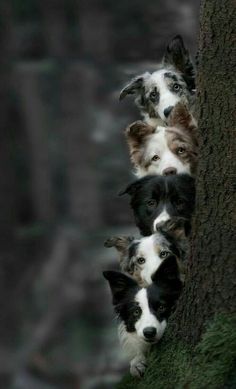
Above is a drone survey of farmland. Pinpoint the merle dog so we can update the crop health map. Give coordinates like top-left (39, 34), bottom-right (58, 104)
top-left (120, 35), bottom-right (195, 126)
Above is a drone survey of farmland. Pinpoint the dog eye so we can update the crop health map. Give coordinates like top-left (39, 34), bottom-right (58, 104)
top-left (146, 199), bottom-right (157, 208)
top-left (133, 308), bottom-right (141, 317)
top-left (152, 155), bottom-right (159, 162)
top-left (150, 90), bottom-right (159, 102)
top-left (176, 199), bottom-right (184, 207)
top-left (137, 257), bottom-right (145, 264)
top-left (177, 147), bottom-right (186, 154)
top-left (158, 304), bottom-right (166, 312)
top-left (160, 250), bottom-right (169, 258)
top-left (173, 83), bottom-right (181, 91)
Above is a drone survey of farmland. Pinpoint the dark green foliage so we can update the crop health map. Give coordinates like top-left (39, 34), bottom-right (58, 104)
top-left (117, 314), bottom-right (236, 389)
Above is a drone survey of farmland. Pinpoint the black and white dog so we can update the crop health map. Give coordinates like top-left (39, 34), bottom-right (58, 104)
top-left (120, 35), bottom-right (195, 126)
top-left (120, 174), bottom-right (195, 236)
top-left (104, 218), bottom-right (188, 286)
top-left (103, 256), bottom-right (182, 378)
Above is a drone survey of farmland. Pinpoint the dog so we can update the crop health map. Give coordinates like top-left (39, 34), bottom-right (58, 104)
top-left (104, 218), bottom-right (188, 286)
top-left (103, 256), bottom-right (182, 378)
top-left (125, 103), bottom-right (198, 177)
top-left (120, 174), bottom-right (195, 236)
top-left (119, 35), bottom-right (195, 126)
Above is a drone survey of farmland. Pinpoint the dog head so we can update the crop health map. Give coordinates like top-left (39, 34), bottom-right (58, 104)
top-left (104, 217), bottom-right (188, 286)
top-left (125, 103), bottom-right (198, 177)
top-left (103, 256), bottom-right (182, 343)
top-left (120, 36), bottom-right (195, 123)
top-left (120, 174), bottom-right (195, 236)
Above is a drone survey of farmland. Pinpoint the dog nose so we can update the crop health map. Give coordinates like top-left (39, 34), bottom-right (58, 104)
top-left (164, 106), bottom-right (174, 118)
top-left (163, 167), bottom-right (177, 176)
top-left (143, 327), bottom-right (157, 340)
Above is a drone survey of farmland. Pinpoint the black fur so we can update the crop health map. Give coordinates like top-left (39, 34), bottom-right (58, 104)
top-left (103, 257), bottom-right (182, 332)
top-left (162, 35), bottom-right (195, 90)
top-left (120, 174), bottom-right (195, 236)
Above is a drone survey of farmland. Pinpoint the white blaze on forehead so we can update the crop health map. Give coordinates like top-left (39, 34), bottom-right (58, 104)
top-left (137, 235), bottom-right (163, 285)
top-left (147, 69), bottom-right (181, 121)
top-left (134, 288), bottom-right (166, 340)
top-left (153, 208), bottom-right (171, 231)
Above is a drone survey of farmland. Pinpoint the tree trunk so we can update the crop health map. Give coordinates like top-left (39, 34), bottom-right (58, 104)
top-left (172, 0), bottom-right (236, 345)
top-left (118, 1), bottom-right (236, 387)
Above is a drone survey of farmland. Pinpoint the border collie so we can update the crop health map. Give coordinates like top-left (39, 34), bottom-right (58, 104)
top-left (103, 256), bottom-right (182, 378)
top-left (120, 174), bottom-right (195, 236)
top-left (125, 103), bottom-right (198, 177)
top-left (119, 35), bottom-right (195, 125)
top-left (104, 218), bottom-right (188, 286)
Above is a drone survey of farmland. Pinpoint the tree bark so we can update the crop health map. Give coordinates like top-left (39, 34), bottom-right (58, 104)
top-left (171, 0), bottom-right (236, 345)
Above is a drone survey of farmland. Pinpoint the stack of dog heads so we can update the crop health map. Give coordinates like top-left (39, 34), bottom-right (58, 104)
top-left (103, 35), bottom-right (198, 378)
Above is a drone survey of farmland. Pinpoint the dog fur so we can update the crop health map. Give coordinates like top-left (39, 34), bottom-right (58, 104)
top-left (120, 174), bottom-right (195, 236)
top-left (103, 256), bottom-right (182, 378)
top-left (125, 103), bottom-right (198, 177)
top-left (104, 218), bottom-right (188, 286)
top-left (120, 35), bottom-right (195, 125)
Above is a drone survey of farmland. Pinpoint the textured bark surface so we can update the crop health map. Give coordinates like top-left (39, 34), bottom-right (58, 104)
top-left (172, 0), bottom-right (236, 345)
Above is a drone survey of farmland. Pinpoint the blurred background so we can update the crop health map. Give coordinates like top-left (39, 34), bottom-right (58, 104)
top-left (0, 1), bottom-right (199, 388)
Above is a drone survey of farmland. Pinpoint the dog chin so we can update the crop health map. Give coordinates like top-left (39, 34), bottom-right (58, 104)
top-left (143, 338), bottom-right (159, 344)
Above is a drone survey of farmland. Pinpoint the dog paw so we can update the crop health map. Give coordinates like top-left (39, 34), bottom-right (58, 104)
top-left (130, 358), bottom-right (147, 378)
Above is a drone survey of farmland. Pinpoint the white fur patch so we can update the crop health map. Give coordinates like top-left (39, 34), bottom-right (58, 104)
top-left (147, 69), bottom-right (181, 121)
top-left (153, 208), bottom-right (171, 231)
top-left (118, 321), bottom-right (150, 361)
top-left (134, 289), bottom-right (167, 341)
top-left (136, 126), bottom-right (191, 178)
top-left (136, 235), bottom-right (163, 285)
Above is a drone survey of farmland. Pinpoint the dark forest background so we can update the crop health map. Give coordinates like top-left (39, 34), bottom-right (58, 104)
top-left (0, 1), bottom-right (199, 388)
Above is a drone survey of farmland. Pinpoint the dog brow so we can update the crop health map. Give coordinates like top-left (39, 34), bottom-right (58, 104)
top-left (164, 72), bottom-right (178, 82)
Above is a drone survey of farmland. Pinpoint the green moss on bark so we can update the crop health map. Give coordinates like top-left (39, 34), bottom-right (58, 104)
top-left (117, 314), bottom-right (236, 389)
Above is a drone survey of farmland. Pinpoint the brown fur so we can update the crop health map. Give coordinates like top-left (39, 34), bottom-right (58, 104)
top-left (125, 103), bottom-right (198, 176)
top-left (125, 121), bottom-right (155, 166)
top-left (168, 102), bottom-right (197, 133)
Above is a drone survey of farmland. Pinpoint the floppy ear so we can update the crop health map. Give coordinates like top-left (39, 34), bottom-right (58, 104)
top-left (118, 179), bottom-right (141, 196)
top-left (152, 257), bottom-right (182, 293)
top-left (167, 103), bottom-right (197, 133)
top-left (163, 35), bottom-right (195, 90)
top-left (103, 271), bottom-right (137, 303)
top-left (119, 72), bottom-right (150, 101)
top-left (104, 236), bottom-right (134, 253)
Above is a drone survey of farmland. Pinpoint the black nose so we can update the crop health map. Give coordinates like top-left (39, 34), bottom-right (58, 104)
top-left (164, 106), bottom-right (174, 118)
top-left (163, 167), bottom-right (177, 176)
top-left (143, 327), bottom-right (157, 339)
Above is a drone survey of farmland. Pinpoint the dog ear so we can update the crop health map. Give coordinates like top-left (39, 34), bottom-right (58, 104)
top-left (151, 256), bottom-right (182, 294)
top-left (125, 121), bottom-right (156, 142)
top-left (119, 73), bottom-right (150, 101)
top-left (125, 121), bottom-right (156, 166)
top-left (118, 180), bottom-right (141, 196)
top-left (162, 35), bottom-right (195, 90)
top-left (167, 103), bottom-right (197, 133)
top-left (104, 236), bottom-right (135, 253)
top-left (103, 270), bottom-right (137, 302)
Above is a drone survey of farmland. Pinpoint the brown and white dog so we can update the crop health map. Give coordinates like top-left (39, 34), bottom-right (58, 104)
top-left (104, 218), bottom-right (188, 287)
top-left (125, 103), bottom-right (198, 178)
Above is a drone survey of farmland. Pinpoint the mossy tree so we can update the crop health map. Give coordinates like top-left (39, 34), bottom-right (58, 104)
top-left (118, 0), bottom-right (236, 387)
